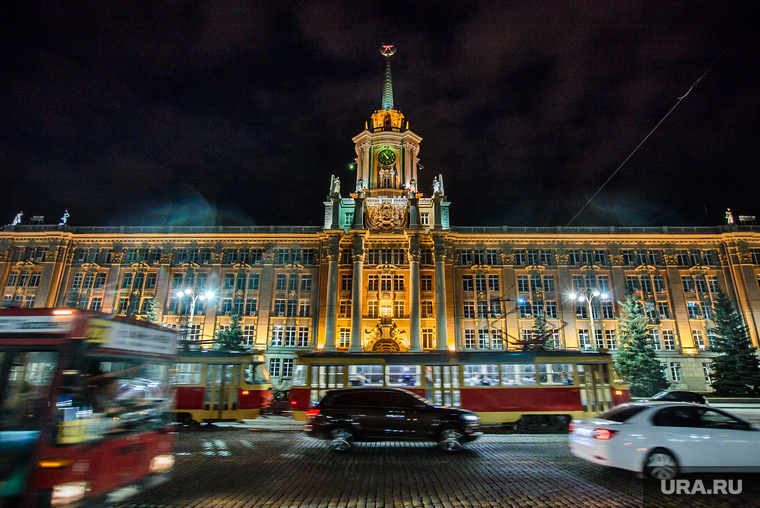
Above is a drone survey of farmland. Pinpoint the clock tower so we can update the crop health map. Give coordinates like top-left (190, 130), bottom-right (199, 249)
top-left (324, 45), bottom-right (450, 232)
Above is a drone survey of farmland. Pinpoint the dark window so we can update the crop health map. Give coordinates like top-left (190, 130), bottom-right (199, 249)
top-left (598, 405), bottom-right (647, 422)
top-left (652, 406), bottom-right (702, 428)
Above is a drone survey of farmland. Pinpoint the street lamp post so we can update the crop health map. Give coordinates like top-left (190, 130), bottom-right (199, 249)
top-left (572, 289), bottom-right (609, 350)
top-left (175, 287), bottom-right (215, 344)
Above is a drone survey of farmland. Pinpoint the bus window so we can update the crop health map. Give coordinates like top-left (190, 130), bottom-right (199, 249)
top-left (348, 365), bottom-right (383, 386)
top-left (500, 364), bottom-right (536, 385)
top-left (244, 363), bottom-right (270, 385)
top-left (172, 363), bottom-right (201, 385)
top-left (386, 365), bottom-right (420, 387)
top-left (55, 357), bottom-right (171, 444)
top-left (538, 364), bottom-right (574, 385)
top-left (1, 352), bottom-right (57, 432)
top-left (463, 365), bottom-right (499, 386)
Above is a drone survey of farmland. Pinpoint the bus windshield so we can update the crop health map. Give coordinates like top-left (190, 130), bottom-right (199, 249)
top-left (0, 351), bottom-right (58, 432)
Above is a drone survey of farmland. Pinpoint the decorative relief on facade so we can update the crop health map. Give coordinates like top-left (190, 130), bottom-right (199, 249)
top-left (662, 254), bottom-right (678, 266)
top-left (609, 254), bottom-right (624, 266)
top-left (66, 250), bottom-right (76, 263)
top-left (284, 262), bottom-right (302, 274)
top-left (159, 253), bottom-right (174, 264)
top-left (353, 253), bottom-right (366, 264)
top-left (500, 253), bottom-right (515, 265)
top-left (44, 250), bottom-right (57, 262)
top-left (81, 262), bottom-right (101, 273)
top-left (211, 252), bottom-right (225, 264)
top-left (554, 253), bottom-right (569, 265)
top-left (0, 251), bottom-right (9, 262)
top-left (689, 265), bottom-right (708, 277)
top-left (471, 263), bottom-right (489, 275)
top-left (718, 253), bottom-right (729, 266)
top-left (526, 265), bottom-right (545, 276)
top-left (110, 252), bottom-right (125, 264)
top-left (177, 262), bottom-right (200, 273)
top-left (366, 201), bottom-right (408, 232)
top-left (233, 263), bottom-right (252, 273)
top-left (377, 263), bottom-right (396, 275)
top-left (737, 252), bottom-right (753, 264)
top-left (364, 319), bottom-right (410, 352)
top-left (634, 264), bottom-right (656, 275)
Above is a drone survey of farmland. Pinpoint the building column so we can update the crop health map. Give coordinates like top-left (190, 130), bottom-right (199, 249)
top-left (434, 238), bottom-right (448, 350)
top-left (322, 240), bottom-right (340, 352)
top-left (409, 243), bottom-right (422, 352)
top-left (349, 240), bottom-right (364, 351)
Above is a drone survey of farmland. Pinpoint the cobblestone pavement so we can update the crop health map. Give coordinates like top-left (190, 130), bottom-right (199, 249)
top-left (113, 429), bottom-right (760, 508)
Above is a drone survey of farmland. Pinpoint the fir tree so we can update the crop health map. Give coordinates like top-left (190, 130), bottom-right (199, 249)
top-left (533, 312), bottom-right (555, 350)
top-left (215, 313), bottom-right (245, 351)
top-left (708, 291), bottom-right (760, 396)
top-left (140, 298), bottom-right (161, 323)
top-left (614, 294), bottom-right (669, 397)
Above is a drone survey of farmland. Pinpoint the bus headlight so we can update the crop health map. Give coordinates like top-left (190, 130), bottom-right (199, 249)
top-left (51, 482), bottom-right (90, 506)
top-left (149, 454), bottom-right (174, 473)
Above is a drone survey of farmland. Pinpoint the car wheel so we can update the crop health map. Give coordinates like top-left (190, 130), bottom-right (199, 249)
top-left (644, 449), bottom-right (678, 480)
top-left (330, 428), bottom-right (354, 452)
top-left (438, 428), bottom-right (465, 452)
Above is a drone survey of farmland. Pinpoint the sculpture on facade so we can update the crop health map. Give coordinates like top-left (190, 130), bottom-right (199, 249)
top-left (409, 178), bottom-right (417, 194)
top-left (11, 212), bottom-right (23, 226)
top-left (332, 176), bottom-right (340, 196)
top-left (356, 178), bottom-right (364, 193)
top-left (59, 210), bottom-right (70, 226)
top-left (432, 176), bottom-right (440, 194)
top-left (726, 208), bottom-right (734, 224)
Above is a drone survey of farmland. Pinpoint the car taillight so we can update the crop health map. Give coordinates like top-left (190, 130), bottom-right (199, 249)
top-left (305, 409), bottom-right (320, 418)
top-left (568, 422), bottom-right (576, 433)
top-left (594, 428), bottom-right (617, 440)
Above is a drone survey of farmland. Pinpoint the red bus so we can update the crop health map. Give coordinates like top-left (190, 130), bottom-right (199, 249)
top-left (173, 350), bottom-right (273, 424)
top-left (0, 309), bottom-right (177, 507)
top-left (290, 350), bottom-right (631, 431)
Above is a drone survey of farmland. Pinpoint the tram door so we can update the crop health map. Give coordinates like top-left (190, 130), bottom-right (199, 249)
top-left (425, 365), bottom-right (461, 407)
top-left (205, 364), bottom-right (240, 420)
top-left (578, 364), bottom-right (613, 414)
top-left (310, 365), bottom-right (344, 406)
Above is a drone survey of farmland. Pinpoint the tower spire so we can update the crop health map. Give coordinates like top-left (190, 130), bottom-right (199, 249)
top-left (380, 44), bottom-right (396, 110)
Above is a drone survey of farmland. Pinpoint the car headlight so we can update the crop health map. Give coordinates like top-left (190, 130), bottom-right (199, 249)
top-left (460, 414), bottom-right (479, 422)
top-left (51, 482), bottom-right (90, 506)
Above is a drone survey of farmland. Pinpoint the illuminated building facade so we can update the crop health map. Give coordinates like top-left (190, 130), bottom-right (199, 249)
top-left (2, 47), bottom-right (759, 392)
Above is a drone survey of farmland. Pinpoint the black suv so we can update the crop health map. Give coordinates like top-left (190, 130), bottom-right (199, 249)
top-left (304, 388), bottom-right (481, 452)
top-left (644, 390), bottom-right (708, 404)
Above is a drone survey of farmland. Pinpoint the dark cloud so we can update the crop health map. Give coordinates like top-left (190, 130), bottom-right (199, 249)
top-left (1, 1), bottom-right (759, 228)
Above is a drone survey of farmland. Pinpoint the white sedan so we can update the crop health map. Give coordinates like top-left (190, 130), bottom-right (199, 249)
top-left (569, 402), bottom-right (760, 479)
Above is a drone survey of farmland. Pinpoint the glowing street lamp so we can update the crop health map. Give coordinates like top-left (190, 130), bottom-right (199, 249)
top-left (175, 287), bottom-right (215, 342)
top-left (572, 289), bottom-right (609, 349)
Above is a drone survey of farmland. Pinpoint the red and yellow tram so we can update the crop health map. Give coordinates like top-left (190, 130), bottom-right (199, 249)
top-left (173, 351), bottom-right (273, 424)
top-left (290, 350), bottom-right (630, 430)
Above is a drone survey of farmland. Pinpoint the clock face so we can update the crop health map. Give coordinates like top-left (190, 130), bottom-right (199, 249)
top-left (377, 149), bottom-right (397, 166)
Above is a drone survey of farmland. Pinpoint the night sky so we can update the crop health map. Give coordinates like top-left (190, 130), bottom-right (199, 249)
top-left (2, 2), bottom-right (759, 229)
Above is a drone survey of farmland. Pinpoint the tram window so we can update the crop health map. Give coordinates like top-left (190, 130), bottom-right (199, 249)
top-left (386, 365), bottom-right (421, 387)
top-left (292, 365), bottom-right (307, 386)
top-left (538, 364), bottom-right (574, 385)
top-left (244, 363), bottom-right (271, 385)
top-left (348, 365), bottom-right (384, 386)
top-left (610, 366), bottom-right (624, 385)
top-left (314, 365), bottom-right (344, 389)
top-left (577, 365), bottom-right (586, 386)
top-left (172, 363), bottom-right (201, 385)
top-left (463, 365), bottom-right (499, 386)
top-left (500, 364), bottom-right (536, 385)
top-left (601, 364), bottom-right (610, 386)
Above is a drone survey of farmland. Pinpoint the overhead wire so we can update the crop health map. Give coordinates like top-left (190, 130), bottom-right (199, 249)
top-left (565, 18), bottom-right (755, 227)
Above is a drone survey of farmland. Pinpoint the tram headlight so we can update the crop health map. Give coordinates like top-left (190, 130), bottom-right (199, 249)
top-left (51, 482), bottom-right (90, 506)
top-left (149, 454), bottom-right (175, 473)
